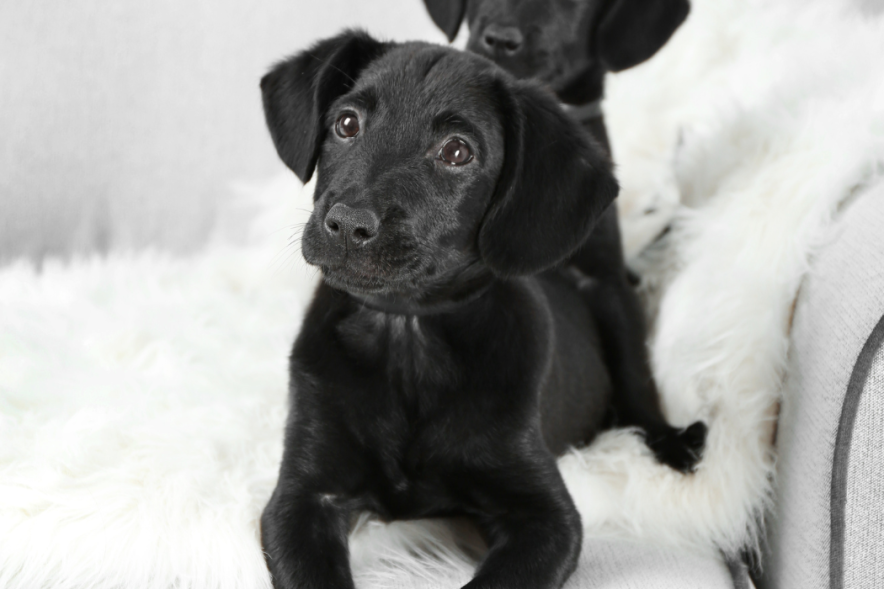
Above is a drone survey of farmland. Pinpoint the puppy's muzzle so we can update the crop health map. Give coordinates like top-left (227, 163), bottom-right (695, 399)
top-left (481, 24), bottom-right (523, 56)
top-left (324, 202), bottom-right (380, 251)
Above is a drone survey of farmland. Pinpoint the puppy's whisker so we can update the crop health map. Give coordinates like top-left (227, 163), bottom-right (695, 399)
top-left (265, 225), bottom-right (305, 238)
top-left (268, 231), bottom-right (307, 275)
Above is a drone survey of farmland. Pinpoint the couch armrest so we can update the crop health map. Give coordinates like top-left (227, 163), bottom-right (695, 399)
top-left (762, 181), bottom-right (884, 589)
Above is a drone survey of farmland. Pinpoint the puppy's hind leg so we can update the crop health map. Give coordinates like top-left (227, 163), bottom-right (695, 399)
top-left (569, 207), bottom-right (706, 473)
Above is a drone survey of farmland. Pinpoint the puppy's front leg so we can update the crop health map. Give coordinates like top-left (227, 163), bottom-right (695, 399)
top-left (464, 458), bottom-right (582, 589)
top-left (261, 482), bottom-right (354, 589)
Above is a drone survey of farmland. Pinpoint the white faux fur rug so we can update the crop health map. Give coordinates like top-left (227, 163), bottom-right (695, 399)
top-left (3, 1), bottom-right (884, 587)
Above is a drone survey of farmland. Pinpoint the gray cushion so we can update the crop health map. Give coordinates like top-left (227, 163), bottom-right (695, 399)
top-left (566, 538), bottom-right (734, 589)
top-left (360, 536), bottom-right (736, 589)
top-left (762, 181), bottom-right (884, 589)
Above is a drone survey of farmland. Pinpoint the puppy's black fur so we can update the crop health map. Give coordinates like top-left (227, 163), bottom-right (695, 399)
top-left (424, 0), bottom-right (703, 466)
top-left (259, 31), bottom-right (702, 589)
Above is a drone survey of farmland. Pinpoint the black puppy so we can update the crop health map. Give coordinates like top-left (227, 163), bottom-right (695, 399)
top-left (258, 30), bottom-right (661, 589)
top-left (423, 0), bottom-right (701, 467)
top-left (423, 0), bottom-right (689, 126)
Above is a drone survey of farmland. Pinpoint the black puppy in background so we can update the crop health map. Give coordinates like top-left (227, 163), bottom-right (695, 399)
top-left (423, 0), bottom-right (700, 466)
top-left (423, 0), bottom-right (688, 147)
top-left (259, 30), bottom-right (701, 589)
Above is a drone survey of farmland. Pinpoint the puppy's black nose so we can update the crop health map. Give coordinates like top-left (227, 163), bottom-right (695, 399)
top-left (482, 24), bottom-right (523, 55)
top-left (324, 203), bottom-right (380, 247)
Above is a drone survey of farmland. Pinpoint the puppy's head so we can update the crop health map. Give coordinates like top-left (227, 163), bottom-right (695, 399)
top-left (423, 0), bottom-right (689, 101)
top-left (261, 30), bottom-right (617, 297)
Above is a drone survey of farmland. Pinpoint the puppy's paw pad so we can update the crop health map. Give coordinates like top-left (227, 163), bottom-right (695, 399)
top-left (645, 421), bottom-right (707, 473)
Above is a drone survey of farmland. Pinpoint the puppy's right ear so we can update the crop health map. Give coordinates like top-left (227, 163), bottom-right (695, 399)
top-left (261, 30), bottom-right (387, 182)
top-left (478, 80), bottom-right (619, 276)
top-left (423, 0), bottom-right (467, 42)
top-left (595, 0), bottom-right (690, 72)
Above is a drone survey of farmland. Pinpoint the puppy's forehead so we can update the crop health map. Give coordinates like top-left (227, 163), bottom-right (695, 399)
top-left (352, 44), bottom-right (500, 117)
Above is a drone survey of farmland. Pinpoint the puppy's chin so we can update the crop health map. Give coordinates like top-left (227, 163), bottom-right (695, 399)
top-left (473, 49), bottom-right (588, 99)
top-left (319, 267), bottom-right (398, 296)
top-left (522, 61), bottom-right (586, 96)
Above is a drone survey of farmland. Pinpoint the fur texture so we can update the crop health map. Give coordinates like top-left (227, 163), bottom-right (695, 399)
top-left (3, 0), bottom-right (884, 587)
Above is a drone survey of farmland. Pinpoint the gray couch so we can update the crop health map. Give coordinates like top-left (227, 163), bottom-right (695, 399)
top-left (760, 180), bottom-right (884, 588)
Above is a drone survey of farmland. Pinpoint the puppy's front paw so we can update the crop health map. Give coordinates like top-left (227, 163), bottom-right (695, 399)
top-left (644, 421), bottom-right (707, 473)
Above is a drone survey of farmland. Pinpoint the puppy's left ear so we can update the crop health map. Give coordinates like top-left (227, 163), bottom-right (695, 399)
top-left (423, 0), bottom-right (467, 42)
top-left (478, 81), bottom-right (619, 276)
top-left (595, 0), bottom-right (690, 72)
top-left (261, 30), bottom-right (387, 182)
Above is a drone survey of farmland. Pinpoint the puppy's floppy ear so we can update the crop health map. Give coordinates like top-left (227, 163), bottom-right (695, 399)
top-left (260, 30), bottom-right (387, 182)
top-left (478, 80), bottom-right (619, 276)
top-left (423, 0), bottom-right (467, 42)
top-left (595, 0), bottom-right (690, 72)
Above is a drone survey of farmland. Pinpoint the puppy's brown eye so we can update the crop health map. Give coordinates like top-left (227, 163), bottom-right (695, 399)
top-left (439, 138), bottom-right (473, 166)
top-left (335, 112), bottom-right (359, 138)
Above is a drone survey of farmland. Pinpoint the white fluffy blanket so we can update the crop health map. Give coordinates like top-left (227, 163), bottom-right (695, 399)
top-left (3, 1), bottom-right (884, 587)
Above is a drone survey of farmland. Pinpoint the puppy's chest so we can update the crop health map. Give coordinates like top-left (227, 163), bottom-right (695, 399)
top-left (361, 424), bottom-right (460, 519)
top-left (336, 311), bottom-right (458, 394)
top-left (334, 311), bottom-right (464, 517)
top-left (349, 383), bottom-right (462, 520)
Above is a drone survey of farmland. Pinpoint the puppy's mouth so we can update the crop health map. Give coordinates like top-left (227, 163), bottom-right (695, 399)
top-left (317, 257), bottom-right (435, 296)
top-left (478, 50), bottom-right (556, 83)
top-left (323, 259), bottom-right (494, 314)
top-left (514, 59), bottom-right (580, 93)
top-left (318, 256), bottom-right (463, 298)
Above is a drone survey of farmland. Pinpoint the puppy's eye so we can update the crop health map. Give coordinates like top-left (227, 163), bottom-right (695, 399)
top-left (439, 138), bottom-right (473, 166)
top-left (335, 112), bottom-right (360, 138)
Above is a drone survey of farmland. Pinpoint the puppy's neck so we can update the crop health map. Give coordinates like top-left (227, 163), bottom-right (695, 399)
top-left (349, 267), bottom-right (495, 317)
top-left (555, 66), bottom-right (611, 154)
top-left (556, 65), bottom-right (605, 108)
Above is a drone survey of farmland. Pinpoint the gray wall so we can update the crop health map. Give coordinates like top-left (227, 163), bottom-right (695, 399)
top-left (0, 1), bottom-right (447, 262)
top-left (5, 1), bottom-right (880, 263)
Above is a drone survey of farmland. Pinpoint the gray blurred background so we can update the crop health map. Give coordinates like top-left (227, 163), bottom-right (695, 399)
top-left (3, 0), bottom-right (882, 264)
top-left (0, 0), bottom-right (448, 263)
